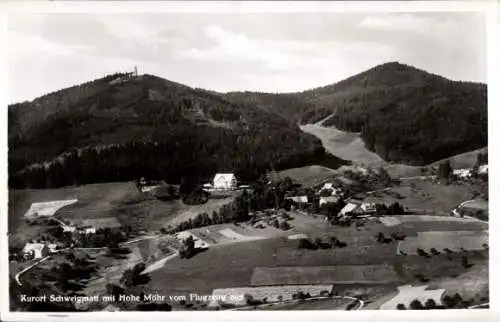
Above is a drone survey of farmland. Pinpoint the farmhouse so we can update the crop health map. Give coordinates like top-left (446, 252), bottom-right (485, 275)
top-left (319, 196), bottom-right (339, 206)
top-left (340, 202), bottom-right (361, 216)
top-left (319, 183), bottom-right (340, 196)
top-left (453, 168), bottom-right (472, 178)
top-left (76, 226), bottom-right (97, 234)
top-left (360, 202), bottom-right (377, 213)
top-left (285, 196), bottom-right (309, 204)
top-left (213, 173), bottom-right (237, 190)
top-left (24, 199), bottom-right (78, 218)
top-left (176, 231), bottom-right (209, 249)
top-left (23, 243), bottom-right (49, 259)
top-left (63, 225), bottom-right (77, 233)
top-left (47, 244), bottom-right (58, 253)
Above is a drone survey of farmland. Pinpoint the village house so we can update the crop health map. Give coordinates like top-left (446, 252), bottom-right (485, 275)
top-left (212, 173), bottom-right (238, 190)
top-left (63, 225), bottom-right (77, 233)
top-left (319, 183), bottom-right (341, 196)
top-left (340, 203), bottom-right (360, 216)
top-left (319, 196), bottom-right (339, 207)
top-left (285, 196), bottom-right (309, 204)
top-left (453, 168), bottom-right (472, 179)
top-left (47, 243), bottom-right (58, 253)
top-left (360, 202), bottom-right (377, 213)
top-left (76, 226), bottom-right (97, 234)
top-left (23, 243), bottom-right (49, 260)
top-left (479, 164), bottom-right (488, 174)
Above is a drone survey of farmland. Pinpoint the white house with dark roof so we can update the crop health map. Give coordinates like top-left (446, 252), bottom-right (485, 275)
top-left (319, 183), bottom-right (340, 196)
top-left (479, 164), bottom-right (488, 174)
top-left (213, 173), bottom-right (237, 190)
top-left (340, 202), bottom-right (361, 216)
top-left (360, 202), bottom-right (377, 213)
top-left (319, 196), bottom-right (339, 206)
top-left (285, 196), bottom-right (309, 204)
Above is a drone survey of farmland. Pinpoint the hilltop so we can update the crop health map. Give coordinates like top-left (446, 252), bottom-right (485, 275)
top-left (224, 62), bottom-right (487, 165)
top-left (8, 73), bottom-right (348, 189)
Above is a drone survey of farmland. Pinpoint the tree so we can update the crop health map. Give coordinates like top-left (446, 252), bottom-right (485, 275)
top-left (409, 299), bottom-right (424, 310)
top-left (438, 160), bottom-right (452, 184)
top-left (424, 299), bottom-right (437, 309)
top-left (179, 236), bottom-right (196, 259)
top-left (378, 166), bottom-right (392, 186)
top-left (430, 248), bottom-right (440, 256)
top-left (297, 238), bottom-right (317, 250)
top-left (417, 248), bottom-right (429, 257)
top-left (461, 256), bottom-right (471, 268)
top-left (279, 220), bottom-right (290, 230)
top-left (106, 283), bottom-right (125, 301)
top-left (396, 303), bottom-right (406, 310)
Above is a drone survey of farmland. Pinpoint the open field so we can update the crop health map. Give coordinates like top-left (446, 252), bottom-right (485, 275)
top-left (299, 124), bottom-right (421, 177)
top-left (257, 297), bottom-right (354, 310)
top-left (9, 182), bottom-right (138, 232)
top-left (398, 230), bottom-right (488, 255)
top-left (83, 246), bottom-right (144, 296)
top-left (400, 249), bottom-right (488, 284)
top-left (379, 215), bottom-right (486, 227)
top-left (211, 285), bottom-right (334, 306)
top-left (111, 195), bottom-right (237, 231)
top-left (371, 180), bottom-right (479, 214)
top-left (9, 183), bottom-right (238, 236)
top-left (190, 223), bottom-right (282, 245)
top-left (250, 265), bottom-right (400, 286)
top-left (144, 236), bottom-right (399, 295)
top-left (278, 165), bottom-right (338, 188)
top-left (300, 123), bottom-right (486, 178)
top-left (380, 285), bottom-right (445, 310)
top-left (430, 262), bottom-right (489, 302)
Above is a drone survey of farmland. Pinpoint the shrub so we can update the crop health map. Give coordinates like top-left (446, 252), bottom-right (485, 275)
top-left (424, 299), bottom-right (437, 309)
top-left (396, 303), bottom-right (406, 310)
top-left (409, 299), bottom-right (424, 310)
top-left (416, 248), bottom-right (429, 257)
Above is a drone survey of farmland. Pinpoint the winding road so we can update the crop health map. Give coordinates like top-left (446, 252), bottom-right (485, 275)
top-left (14, 233), bottom-right (164, 286)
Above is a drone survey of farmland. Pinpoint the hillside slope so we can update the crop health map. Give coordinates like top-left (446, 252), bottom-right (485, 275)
top-left (225, 62), bottom-right (487, 165)
top-left (8, 73), bottom-right (348, 189)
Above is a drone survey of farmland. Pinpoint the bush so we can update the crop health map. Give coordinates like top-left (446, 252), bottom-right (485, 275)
top-left (409, 299), bottom-right (424, 310)
top-left (396, 303), bottom-right (406, 310)
top-left (430, 248), bottom-right (440, 256)
top-left (425, 299), bottom-right (437, 309)
top-left (297, 238), bottom-right (318, 250)
top-left (416, 248), bottom-right (429, 257)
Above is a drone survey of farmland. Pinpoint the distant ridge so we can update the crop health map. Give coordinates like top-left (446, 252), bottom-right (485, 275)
top-left (224, 61), bottom-right (487, 165)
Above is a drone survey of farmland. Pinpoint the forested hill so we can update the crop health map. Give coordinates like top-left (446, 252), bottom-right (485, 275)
top-left (9, 73), bottom-right (349, 189)
top-left (224, 62), bottom-right (487, 165)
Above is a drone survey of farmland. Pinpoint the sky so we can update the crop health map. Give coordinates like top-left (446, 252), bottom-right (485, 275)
top-left (7, 12), bottom-right (487, 103)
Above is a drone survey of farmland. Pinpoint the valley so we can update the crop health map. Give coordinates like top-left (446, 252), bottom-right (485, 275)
top-left (8, 62), bottom-right (489, 312)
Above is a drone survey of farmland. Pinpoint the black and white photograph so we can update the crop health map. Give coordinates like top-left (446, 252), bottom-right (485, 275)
top-left (1, 0), bottom-right (497, 318)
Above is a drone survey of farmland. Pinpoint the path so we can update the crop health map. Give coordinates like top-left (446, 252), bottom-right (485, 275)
top-left (15, 256), bottom-right (52, 286)
top-left (142, 248), bottom-right (179, 274)
top-left (15, 233), bottom-right (162, 286)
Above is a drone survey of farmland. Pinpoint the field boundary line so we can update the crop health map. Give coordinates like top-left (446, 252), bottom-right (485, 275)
top-left (228, 295), bottom-right (364, 311)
